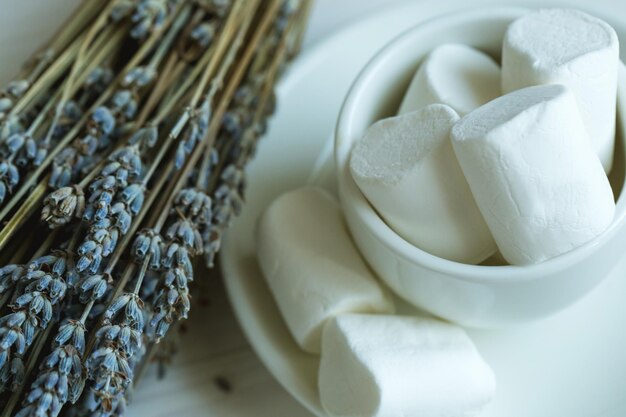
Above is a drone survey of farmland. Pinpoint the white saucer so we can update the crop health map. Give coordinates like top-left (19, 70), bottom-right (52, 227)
top-left (220, 2), bottom-right (626, 416)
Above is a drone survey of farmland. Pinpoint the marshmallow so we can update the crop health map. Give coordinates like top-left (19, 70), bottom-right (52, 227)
top-left (256, 187), bottom-right (393, 354)
top-left (399, 43), bottom-right (501, 115)
top-left (502, 8), bottom-right (619, 172)
top-left (319, 314), bottom-right (496, 417)
top-left (451, 84), bottom-right (615, 265)
top-left (350, 104), bottom-right (496, 263)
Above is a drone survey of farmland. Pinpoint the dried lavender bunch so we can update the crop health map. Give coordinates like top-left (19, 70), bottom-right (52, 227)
top-left (0, 0), bottom-right (310, 416)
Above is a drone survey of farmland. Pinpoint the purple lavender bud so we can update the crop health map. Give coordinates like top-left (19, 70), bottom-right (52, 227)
top-left (91, 107), bottom-right (116, 135)
top-left (6, 133), bottom-right (25, 153)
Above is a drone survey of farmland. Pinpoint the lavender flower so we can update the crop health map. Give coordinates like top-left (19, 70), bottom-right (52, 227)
top-left (45, 102), bottom-right (85, 159)
top-left (0, 80), bottom-right (29, 120)
top-left (123, 67), bottom-right (156, 89)
top-left (0, 251), bottom-right (75, 393)
top-left (174, 188), bottom-right (212, 224)
top-left (128, 126), bottom-right (158, 149)
top-left (42, 186), bottom-right (85, 228)
top-left (5, 80), bottom-right (29, 100)
top-left (149, 244), bottom-right (192, 340)
top-left (222, 107), bottom-right (251, 141)
top-left (77, 274), bottom-right (109, 304)
top-left (174, 102), bottom-right (210, 169)
top-left (81, 67), bottom-right (115, 106)
top-left (0, 160), bottom-right (20, 204)
top-left (50, 63), bottom-right (152, 191)
top-left (0, 263), bottom-right (26, 297)
top-left (213, 164), bottom-right (244, 225)
top-left (132, 230), bottom-right (162, 269)
top-left (78, 146), bottom-right (143, 273)
top-left (50, 106), bottom-right (116, 189)
top-left (202, 224), bottom-right (222, 268)
top-left (0, 98), bottom-right (13, 116)
top-left (0, 115), bottom-right (23, 142)
top-left (16, 320), bottom-right (86, 417)
top-left (84, 292), bottom-right (144, 415)
top-left (7, 132), bottom-right (37, 168)
top-left (149, 189), bottom-right (211, 341)
top-left (190, 21), bottom-right (217, 48)
top-left (130, 0), bottom-right (170, 39)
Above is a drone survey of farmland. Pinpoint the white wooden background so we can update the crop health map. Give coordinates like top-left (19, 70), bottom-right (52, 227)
top-left (0, 1), bottom-right (403, 416)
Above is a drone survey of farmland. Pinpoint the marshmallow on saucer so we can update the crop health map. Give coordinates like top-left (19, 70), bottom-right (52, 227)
top-left (350, 104), bottom-right (496, 263)
top-left (319, 314), bottom-right (496, 417)
top-left (502, 8), bottom-right (619, 172)
top-left (451, 84), bottom-right (615, 265)
top-left (399, 43), bottom-right (501, 115)
top-left (256, 186), bottom-right (393, 354)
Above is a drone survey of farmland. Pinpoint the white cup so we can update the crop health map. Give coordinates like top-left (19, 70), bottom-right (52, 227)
top-left (335, 6), bottom-right (626, 328)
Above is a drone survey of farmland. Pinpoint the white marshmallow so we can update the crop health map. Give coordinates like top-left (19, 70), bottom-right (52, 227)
top-left (319, 314), bottom-right (496, 417)
top-left (451, 84), bottom-right (615, 265)
top-left (399, 43), bottom-right (501, 115)
top-left (502, 8), bottom-right (619, 172)
top-left (350, 104), bottom-right (496, 263)
top-left (256, 187), bottom-right (393, 354)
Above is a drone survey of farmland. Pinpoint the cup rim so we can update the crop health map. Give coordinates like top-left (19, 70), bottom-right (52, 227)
top-left (335, 6), bottom-right (626, 283)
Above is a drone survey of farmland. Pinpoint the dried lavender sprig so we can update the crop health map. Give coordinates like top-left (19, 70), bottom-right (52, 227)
top-left (147, 188), bottom-right (206, 340)
top-left (137, 64), bottom-right (278, 372)
top-left (4, 22), bottom-right (116, 130)
top-left (14, 321), bottom-right (85, 417)
top-left (66, 159), bottom-right (177, 415)
top-left (37, 6), bottom-right (134, 176)
top-left (4, 38), bottom-right (83, 123)
top-left (32, 164), bottom-right (175, 416)
top-left (1, 321), bottom-right (54, 417)
top-left (76, 145), bottom-right (144, 275)
top-left (0, 251), bottom-right (76, 393)
top-left (83, 290), bottom-right (144, 415)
